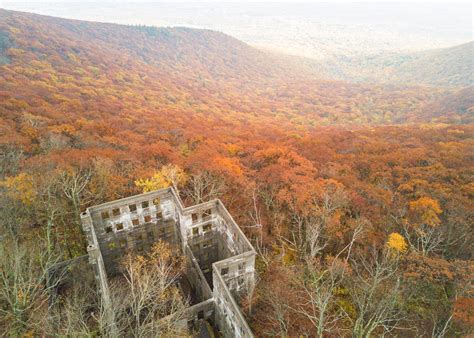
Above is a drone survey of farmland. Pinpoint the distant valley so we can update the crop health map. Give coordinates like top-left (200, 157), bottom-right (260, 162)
top-left (309, 41), bottom-right (474, 87)
top-left (0, 7), bottom-right (473, 337)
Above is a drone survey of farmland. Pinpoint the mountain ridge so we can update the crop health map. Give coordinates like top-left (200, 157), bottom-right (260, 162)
top-left (0, 9), bottom-right (473, 338)
top-left (0, 8), bottom-right (472, 130)
top-left (308, 41), bottom-right (474, 87)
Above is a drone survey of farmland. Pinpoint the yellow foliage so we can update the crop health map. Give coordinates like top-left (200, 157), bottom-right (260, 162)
top-left (9, 27), bottom-right (21, 34)
top-left (447, 129), bottom-right (464, 135)
top-left (386, 232), bottom-right (408, 253)
top-left (135, 173), bottom-right (168, 193)
top-left (282, 250), bottom-right (296, 266)
top-left (179, 143), bottom-right (190, 157)
top-left (333, 286), bottom-right (350, 296)
top-left (409, 197), bottom-right (442, 227)
top-left (1, 173), bottom-right (36, 205)
top-left (49, 124), bottom-right (76, 136)
top-left (397, 179), bottom-right (429, 193)
top-left (337, 298), bottom-right (357, 318)
top-left (226, 143), bottom-right (241, 156)
top-left (20, 125), bottom-right (39, 140)
top-left (6, 47), bottom-right (24, 57)
top-left (135, 164), bottom-right (188, 193)
top-left (461, 182), bottom-right (474, 199)
top-left (280, 243), bottom-right (296, 266)
top-left (123, 240), bottom-right (184, 279)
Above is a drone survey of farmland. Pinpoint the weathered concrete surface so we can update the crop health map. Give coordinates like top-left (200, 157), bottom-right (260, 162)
top-left (81, 187), bottom-right (255, 337)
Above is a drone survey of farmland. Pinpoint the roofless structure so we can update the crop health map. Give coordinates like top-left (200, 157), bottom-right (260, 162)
top-left (81, 187), bottom-right (256, 337)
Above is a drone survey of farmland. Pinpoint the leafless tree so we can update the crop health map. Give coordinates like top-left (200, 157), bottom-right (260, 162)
top-left (33, 174), bottom-right (63, 257)
top-left (0, 240), bottom-right (62, 335)
top-left (258, 185), bottom-right (286, 236)
top-left (287, 183), bottom-right (349, 259)
top-left (0, 145), bottom-right (23, 178)
top-left (264, 290), bottom-right (291, 336)
top-left (0, 192), bottom-right (26, 241)
top-left (47, 280), bottom-right (105, 336)
top-left (290, 224), bottom-right (363, 337)
top-left (291, 260), bottom-right (346, 337)
top-left (431, 314), bottom-right (453, 338)
top-left (349, 249), bottom-right (405, 337)
top-left (185, 170), bottom-right (225, 204)
top-left (305, 215), bottom-right (326, 259)
top-left (59, 167), bottom-right (91, 232)
top-left (246, 188), bottom-right (271, 266)
top-left (392, 207), bottom-right (443, 257)
top-left (110, 241), bottom-right (189, 337)
top-left (402, 222), bottom-right (443, 257)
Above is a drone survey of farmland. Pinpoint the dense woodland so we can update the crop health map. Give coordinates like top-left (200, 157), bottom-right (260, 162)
top-left (310, 41), bottom-right (474, 87)
top-left (0, 9), bottom-right (473, 336)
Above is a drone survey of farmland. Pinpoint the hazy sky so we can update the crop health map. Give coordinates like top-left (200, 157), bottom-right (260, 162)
top-left (2, 1), bottom-right (471, 59)
top-left (1, 0), bottom-right (472, 2)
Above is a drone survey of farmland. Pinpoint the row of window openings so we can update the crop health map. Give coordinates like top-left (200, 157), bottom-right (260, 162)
top-left (220, 220), bottom-right (247, 248)
top-left (105, 211), bottom-right (163, 233)
top-left (220, 262), bottom-right (246, 276)
top-left (101, 198), bottom-right (161, 220)
top-left (191, 209), bottom-right (212, 224)
top-left (106, 227), bottom-right (173, 250)
top-left (109, 243), bottom-right (150, 254)
top-left (230, 277), bottom-right (246, 288)
top-left (224, 231), bottom-right (243, 250)
top-left (191, 223), bottom-right (212, 236)
top-left (194, 240), bottom-right (212, 250)
top-left (219, 299), bottom-right (245, 334)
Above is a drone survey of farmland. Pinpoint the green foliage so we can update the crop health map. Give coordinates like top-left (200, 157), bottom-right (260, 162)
top-left (404, 279), bottom-right (452, 321)
top-left (0, 29), bottom-right (14, 64)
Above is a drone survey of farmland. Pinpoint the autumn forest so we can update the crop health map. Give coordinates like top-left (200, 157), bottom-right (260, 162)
top-left (0, 8), bottom-right (473, 337)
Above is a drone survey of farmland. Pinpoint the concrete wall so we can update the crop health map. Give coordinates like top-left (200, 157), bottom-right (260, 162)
top-left (185, 245), bottom-right (213, 303)
top-left (163, 298), bottom-right (216, 334)
top-left (213, 251), bottom-right (255, 296)
top-left (80, 210), bottom-right (117, 335)
top-left (213, 263), bottom-right (254, 338)
top-left (81, 187), bottom-right (256, 337)
top-left (215, 200), bottom-right (254, 255)
top-left (85, 189), bottom-right (180, 276)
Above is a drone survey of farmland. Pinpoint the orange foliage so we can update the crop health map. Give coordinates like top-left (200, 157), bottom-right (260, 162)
top-left (0, 9), bottom-right (473, 337)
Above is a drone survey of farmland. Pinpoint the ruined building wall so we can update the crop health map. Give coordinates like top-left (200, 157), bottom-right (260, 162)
top-left (83, 190), bottom-right (179, 275)
top-left (185, 245), bottom-right (213, 302)
top-left (81, 187), bottom-right (256, 337)
top-left (214, 251), bottom-right (255, 296)
top-left (80, 211), bottom-right (117, 334)
top-left (213, 264), bottom-right (254, 338)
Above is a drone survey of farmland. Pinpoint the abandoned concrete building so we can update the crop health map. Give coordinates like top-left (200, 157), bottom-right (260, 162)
top-left (80, 187), bottom-right (256, 337)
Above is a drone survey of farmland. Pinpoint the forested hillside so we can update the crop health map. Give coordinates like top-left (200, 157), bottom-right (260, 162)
top-left (0, 9), bottom-right (473, 336)
top-left (313, 42), bottom-right (474, 87)
top-left (1, 9), bottom-right (473, 129)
